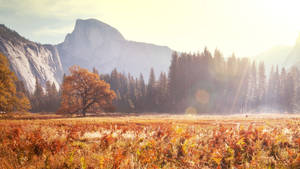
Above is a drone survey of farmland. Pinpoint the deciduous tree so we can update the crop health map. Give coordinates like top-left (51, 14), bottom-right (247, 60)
top-left (0, 53), bottom-right (31, 112)
top-left (59, 66), bottom-right (116, 116)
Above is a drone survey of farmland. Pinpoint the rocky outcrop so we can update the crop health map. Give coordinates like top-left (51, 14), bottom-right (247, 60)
top-left (0, 18), bottom-right (173, 92)
top-left (56, 19), bottom-right (172, 77)
top-left (0, 24), bottom-right (63, 93)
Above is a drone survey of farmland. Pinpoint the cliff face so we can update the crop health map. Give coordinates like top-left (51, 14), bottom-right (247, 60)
top-left (56, 19), bottom-right (172, 77)
top-left (1, 18), bottom-right (300, 94)
top-left (0, 18), bottom-right (173, 93)
top-left (0, 24), bottom-right (63, 93)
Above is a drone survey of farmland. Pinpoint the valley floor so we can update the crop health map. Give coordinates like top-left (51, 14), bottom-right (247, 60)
top-left (0, 113), bottom-right (299, 168)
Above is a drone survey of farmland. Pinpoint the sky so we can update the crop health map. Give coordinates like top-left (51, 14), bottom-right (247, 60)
top-left (0, 0), bottom-right (300, 57)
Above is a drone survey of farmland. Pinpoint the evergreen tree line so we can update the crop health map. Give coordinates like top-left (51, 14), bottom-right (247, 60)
top-left (100, 49), bottom-right (300, 114)
top-left (100, 68), bottom-right (168, 113)
top-left (27, 78), bottom-right (61, 112)
top-left (19, 48), bottom-right (300, 114)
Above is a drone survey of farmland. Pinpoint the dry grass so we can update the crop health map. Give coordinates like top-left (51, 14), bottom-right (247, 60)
top-left (0, 113), bottom-right (299, 168)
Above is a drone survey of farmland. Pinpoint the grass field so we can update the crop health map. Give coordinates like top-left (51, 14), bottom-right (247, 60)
top-left (0, 113), bottom-right (299, 169)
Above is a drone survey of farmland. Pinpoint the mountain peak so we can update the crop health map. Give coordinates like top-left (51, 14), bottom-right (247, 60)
top-left (73, 18), bottom-right (125, 41)
top-left (75, 18), bottom-right (105, 26)
top-left (57, 18), bottom-right (172, 77)
top-left (59, 18), bottom-right (125, 51)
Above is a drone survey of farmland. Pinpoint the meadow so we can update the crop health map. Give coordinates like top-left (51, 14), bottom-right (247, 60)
top-left (0, 113), bottom-right (299, 169)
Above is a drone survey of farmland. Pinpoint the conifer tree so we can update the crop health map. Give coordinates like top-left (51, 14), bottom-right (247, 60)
top-left (266, 66), bottom-right (275, 107)
top-left (168, 52), bottom-right (179, 111)
top-left (294, 84), bottom-right (300, 113)
top-left (258, 62), bottom-right (266, 107)
top-left (285, 72), bottom-right (295, 112)
top-left (273, 65), bottom-right (280, 109)
top-left (157, 72), bottom-right (168, 112)
top-left (249, 61), bottom-right (258, 110)
top-left (136, 74), bottom-right (146, 111)
top-left (31, 77), bottom-right (44, 112)
top-left (147, 68), bottom-right (156, 111)
top-left (98, 48), bottom-right (299, 114)
top-left (279, 68), bottom-right (287, 112)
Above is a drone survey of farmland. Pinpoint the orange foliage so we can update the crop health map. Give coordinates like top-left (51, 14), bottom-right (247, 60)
top-left (0, 115), bottom-right (299, 168)
top-left (0, 53), bottom-right (31, 112)
top-left (59, 65), bottom-right (116, 116)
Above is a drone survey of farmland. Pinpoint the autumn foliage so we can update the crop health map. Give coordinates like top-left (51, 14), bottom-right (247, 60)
top-left (59, 66), bottom-right (116, 116)
top-left (0, 53), bottom-right (31, 112)
top-left (0, 115), bottom-right (299, 169)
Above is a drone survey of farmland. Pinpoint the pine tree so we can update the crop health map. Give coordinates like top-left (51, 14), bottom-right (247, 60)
top-left (291, 67), bottom-right (300, 113)
top-left (43, 81), bottom-right (60, 112)
top-left (138, 74), bottom-right (146, 98)
top-left (157, 72), bottom-right (168, 112)
top-left (147, 68), bottom-right (156, 111)
top-left (286, 67), bottom-right (300, 113)
top-left (45, 81), bottom-right (52, 111)
top-left (52, 82), bottom-right (60, 111)
top-left (273, 65), bottom-right (280, 110)
top-left (285, 72), bottom-right (295, 113)
top-left (294, 84), bottom-right (300, 113)
top-left (246, 61), bottom-right (258, 111)
top-left (258, 62), bottom-right (266, 107)
top-left (93, 48), bottom-right (299, 114)
top-left (31, 77), bottom-right (44, 112)
top-left (238, 58), bottom-right (250, 113)
top-left (136, 74), bottom-right (146, 112)
top-left (168, 52), bottom-right (179, 112)
top-left (266, 66), bottom-right (275, 107)
top-left (279, 68), bottom-right (287, 112)
top-left (127, 74), bottom-right (137, 111)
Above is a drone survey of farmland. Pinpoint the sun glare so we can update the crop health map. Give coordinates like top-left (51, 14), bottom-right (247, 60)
top-left (265, 0), bottom-right (300, 18)
top-left (262, 0), bottom-right (300, 45)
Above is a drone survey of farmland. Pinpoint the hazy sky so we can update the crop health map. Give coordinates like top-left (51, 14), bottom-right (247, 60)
top-left (0, 0), bottom-right (300, 57)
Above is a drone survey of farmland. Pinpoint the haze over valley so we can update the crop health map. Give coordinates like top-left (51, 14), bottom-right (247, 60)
top-left (1, 1), bottom-right (300, 168)
top-left (1, 18), bottom-right (300, 93)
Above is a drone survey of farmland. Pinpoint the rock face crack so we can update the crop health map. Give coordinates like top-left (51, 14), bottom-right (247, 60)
top-left (0, 25), bottom-right (64, 93)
